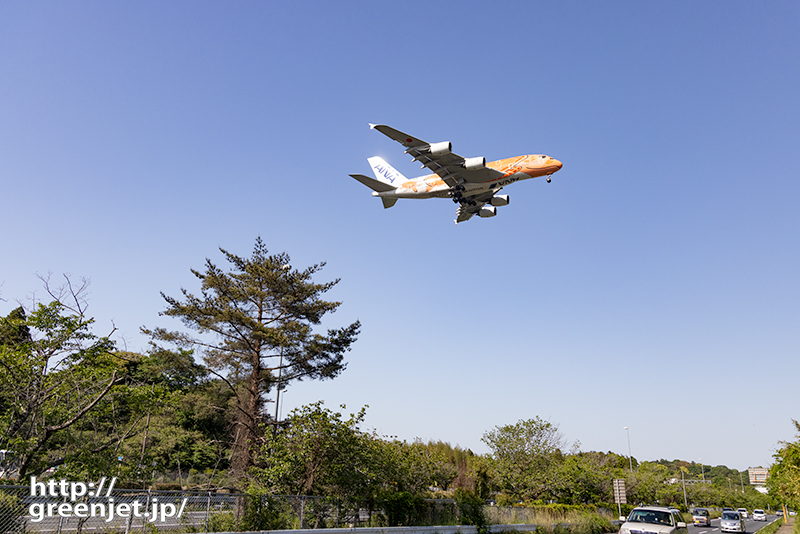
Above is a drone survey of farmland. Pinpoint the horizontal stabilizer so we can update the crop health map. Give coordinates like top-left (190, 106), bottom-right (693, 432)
top-left (349, 174), bottom-right (396, 192)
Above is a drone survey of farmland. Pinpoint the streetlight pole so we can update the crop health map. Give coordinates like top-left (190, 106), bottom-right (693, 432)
top-left (740, 472), bottom-right (745, 492)
top-left (700, 458), bottom-right (705, 482)
top-left (624, 427), bottom-right (633, 471)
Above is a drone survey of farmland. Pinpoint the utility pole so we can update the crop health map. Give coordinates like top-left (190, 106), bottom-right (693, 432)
top-left (681, 469), bottom-right (688, 509)
top-left (739, 472), bottom-right (745, 492)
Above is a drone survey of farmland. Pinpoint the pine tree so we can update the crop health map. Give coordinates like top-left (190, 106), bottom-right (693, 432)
top-left (148, 237), bottom-right (360, 481)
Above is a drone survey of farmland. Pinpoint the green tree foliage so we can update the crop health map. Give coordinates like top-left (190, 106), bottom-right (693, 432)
top-left (255, 402), bottom-right (454, 504)
top-left (652, 459), bottom-right (749, 490)
top-left (53, 347), bottom-right (234, 486)
top-left (768, 420), bottom-right (800, 508)
top-left (0, 275), bottom-right (238, 485)
top-left (454, 488), bottom-right (488, 534)
top-left (148, 237), bottom-right (360, 481)
top-left (425, 441), bottom-right (474, 491)
top-left (258, 401), bottom-right (371, 497)
top-left (550, 454), bottom-right (609, 505)
top-left (482, 416), bottom-right (568, 500)
top-left (371, 439), bottom-right (440, 495)
top-left (626, 462), bottom-right (670, 504)
top-left (0, 297), bottom-right (125, 478)
top-left (381, 491), bottom-right (426, 526)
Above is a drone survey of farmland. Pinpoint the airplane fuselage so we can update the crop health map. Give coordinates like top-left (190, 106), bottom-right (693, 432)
top-left (372, 154), bottom-right (562, 200)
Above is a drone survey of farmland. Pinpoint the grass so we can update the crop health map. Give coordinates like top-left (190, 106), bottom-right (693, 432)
top-left (485, 506), bottom-right (617, 534)
top-left (753, 515), bottom-right (790, 534)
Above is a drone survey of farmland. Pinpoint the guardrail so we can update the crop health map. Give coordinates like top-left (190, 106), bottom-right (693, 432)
top-left (185, 524), bottom-right (539, 534)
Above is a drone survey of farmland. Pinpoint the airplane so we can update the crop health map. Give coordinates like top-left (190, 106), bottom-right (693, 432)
top-left (350, 124), bottom-right (563, 224)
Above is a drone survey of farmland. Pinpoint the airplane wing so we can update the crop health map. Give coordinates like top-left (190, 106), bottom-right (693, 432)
top-left (454, 190), bottom-right (497, 224)
top-left (455, 202), bottom-right (482, 224)
top-left (370, 124), bottom-right (504, 187)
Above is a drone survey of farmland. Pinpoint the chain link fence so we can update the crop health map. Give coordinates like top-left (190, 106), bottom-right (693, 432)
top-left (0, 486), bottom-right (463, 534)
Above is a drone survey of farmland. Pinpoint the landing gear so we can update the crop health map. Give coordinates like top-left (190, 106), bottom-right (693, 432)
top-left (451, 183), bottom-right (468, 203)
top-left (451, 193), bottom-right (476, 207)
top-left (546, 175), bottom-right (552, 183)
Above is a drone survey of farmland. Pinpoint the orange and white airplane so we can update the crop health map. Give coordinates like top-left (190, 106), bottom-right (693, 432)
top-left (350, 124), bottom-right (563, 223)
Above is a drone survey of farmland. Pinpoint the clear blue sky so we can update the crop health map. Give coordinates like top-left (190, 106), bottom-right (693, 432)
top-left (2, 1), bottom-right (798, 472)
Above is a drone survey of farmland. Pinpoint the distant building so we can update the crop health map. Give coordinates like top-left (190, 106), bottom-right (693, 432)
top-left (748, 467), bottom-right (768, 486)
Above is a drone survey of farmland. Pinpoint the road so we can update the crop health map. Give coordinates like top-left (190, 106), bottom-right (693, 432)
top-left (688, 515), bottom-right (782, 534)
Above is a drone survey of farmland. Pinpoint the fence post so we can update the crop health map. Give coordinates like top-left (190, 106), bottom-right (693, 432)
top-left (257, 495), bottom-right (262, 531)
top-left (141, 490), bottom-right (151, 534)
top-left (300, 496), bottom-right (305, 530)
top-left (55, 495), bottom-right (67, 534)
top-left (124, 492), bottom-right (134, 534)
top-left (205, 492), bottom-right (212, 532)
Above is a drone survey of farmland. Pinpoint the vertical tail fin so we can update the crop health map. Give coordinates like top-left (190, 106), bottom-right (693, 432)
top-left (367, 156), bottom-right (409, 186)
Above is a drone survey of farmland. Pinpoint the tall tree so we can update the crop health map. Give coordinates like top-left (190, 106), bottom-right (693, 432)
top-left (0, 279), bottom-right (125, 478)
top-left (768, 419), bottom-right (800, 509)
top-left (147, 237), bottom-right (360, 481)
top-left (481, 416), bottom-right (568, 500)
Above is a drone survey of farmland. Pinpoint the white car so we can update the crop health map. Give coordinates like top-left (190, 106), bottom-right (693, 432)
top-left (737, 508), bottom-right (748, 519)
top-left (752, 510), bottom-right (766, 521)
top-left (691, 508), bottom-right (711, 527)
top-left (620, 506), bottom-right (688, 534)
top-left (721, 511), bottom-right (746, 533)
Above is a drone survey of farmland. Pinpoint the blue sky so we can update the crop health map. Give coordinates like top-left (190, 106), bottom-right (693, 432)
top-left (1, 1), bottom-right (798, 472)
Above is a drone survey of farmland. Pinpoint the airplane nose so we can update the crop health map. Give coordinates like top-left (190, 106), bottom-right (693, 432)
top-left (551, 158), bottom-right (563, 170)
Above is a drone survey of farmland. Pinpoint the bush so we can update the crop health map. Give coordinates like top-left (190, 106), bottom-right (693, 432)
top-left (454, 488), bottom-right (489, 534)
top-left (0, 491), bottom-right (24, 534)
top-left (206, 511), bottom-right (237, 532)
top-left (381, 492), bottom-right (426, 526)
top-left (573, 512), bottom-right (614, 534)
top-left (754, 517), bottom-right (786, 534)
top-left (496, 494), bottom-right (516, 506)
top-left (242, 490), bottom-right (293, 530)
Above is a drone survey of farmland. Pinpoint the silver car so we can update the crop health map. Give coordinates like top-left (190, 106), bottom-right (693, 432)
top-left (721, 511), bottom-right (746, 533)
top-left (620, 506), bottom-right (689, 534)
top-left (692, 508), bottom-right (711, 527)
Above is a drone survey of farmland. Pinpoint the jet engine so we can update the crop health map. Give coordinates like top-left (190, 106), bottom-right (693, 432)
top-left (463, 156), bottom-right (486, 170)
top-left (490, 194), bottom-right (510, 207)
top-left (427, 141), bottom-right (452, 156)
top-left (478, 205), bottom-right (497, 218)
